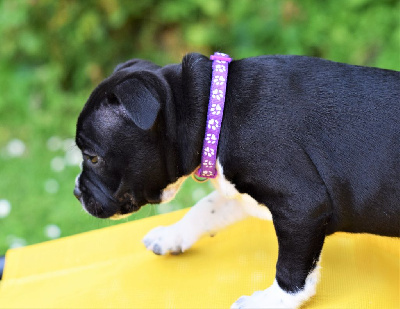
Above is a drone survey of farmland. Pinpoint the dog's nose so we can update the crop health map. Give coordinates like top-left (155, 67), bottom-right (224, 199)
top-left (73, 186), bottom-right (82, 200)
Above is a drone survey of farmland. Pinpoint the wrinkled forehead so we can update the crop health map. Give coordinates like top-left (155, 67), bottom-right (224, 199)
top-left (89, 105), bottom-right (122, 131)
top-left (76, 104), bottom-right (124, 149)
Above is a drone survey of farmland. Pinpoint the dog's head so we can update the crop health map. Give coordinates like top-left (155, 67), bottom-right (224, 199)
top-left (74, 59), bottom-right (183, 219)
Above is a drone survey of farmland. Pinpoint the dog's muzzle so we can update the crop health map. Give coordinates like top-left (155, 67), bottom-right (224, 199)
top-left (73, 173), bottom-right (142, 219)
top-left (74, 175), bottom-right (83, 201)
top-left (73, 186), bottom-right (82, 201)
top-left (74, 175), bottom-right (82, 201)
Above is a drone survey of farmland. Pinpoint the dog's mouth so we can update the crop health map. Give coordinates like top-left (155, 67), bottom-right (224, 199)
top-left (76, 185), bottom-right (153, 219)
top-left (74, 172), bottom-right (164, 219)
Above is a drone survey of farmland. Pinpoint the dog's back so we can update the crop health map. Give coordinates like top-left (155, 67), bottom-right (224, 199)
top-left (220, 55), bottom-right (399, 236)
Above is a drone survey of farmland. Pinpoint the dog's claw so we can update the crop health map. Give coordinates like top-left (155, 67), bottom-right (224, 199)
top-left (231, 297), bottom-right (245, 309)
top-left (170, 248), bottom-right (183, 255)
top-left (152, 244), bottom-right (162, 255)
top-left (142, 238), bottom-right (152, 248)
top-left (143, 224), bottom-right (198, 256)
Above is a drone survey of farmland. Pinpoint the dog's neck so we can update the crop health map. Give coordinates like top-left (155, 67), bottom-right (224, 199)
top-left (160, 53), bottom-right (212, 180)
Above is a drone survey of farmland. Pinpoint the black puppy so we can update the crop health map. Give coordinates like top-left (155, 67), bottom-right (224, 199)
top-left (74, 53), bottom-right (399, 308)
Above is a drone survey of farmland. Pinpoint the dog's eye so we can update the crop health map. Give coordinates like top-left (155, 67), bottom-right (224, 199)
top-left (84, 154), bottom-right (99, 164)
top-left (90, 156), bottom-right (98, 164)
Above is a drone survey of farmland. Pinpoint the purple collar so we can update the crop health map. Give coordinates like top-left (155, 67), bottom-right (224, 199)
top-left (195, 52), bottom-right (232, 179)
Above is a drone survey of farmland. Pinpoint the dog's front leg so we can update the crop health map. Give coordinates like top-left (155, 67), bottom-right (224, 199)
top-left (143, 190), bottom-right (249, 255)
top-left (231, 210), bottom-right (327, 309)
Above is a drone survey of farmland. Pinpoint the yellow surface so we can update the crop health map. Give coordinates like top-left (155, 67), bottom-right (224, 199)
top-left (0, 208), bottom-right (398, 308)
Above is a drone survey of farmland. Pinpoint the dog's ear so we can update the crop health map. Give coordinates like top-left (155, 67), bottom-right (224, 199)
top-left (112, 79), bottom-right (160, 130)
top-left (114, 59), bottom-right (161, 73)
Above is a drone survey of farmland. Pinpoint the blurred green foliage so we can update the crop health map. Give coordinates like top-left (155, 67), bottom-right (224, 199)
top-left (0, 0), bottom-right (399, 254)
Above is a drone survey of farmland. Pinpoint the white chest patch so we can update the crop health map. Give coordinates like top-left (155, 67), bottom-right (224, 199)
top-left (161, 176), bottom-right (188, 203)
top-left (212, 160), bottom-right (273, 221)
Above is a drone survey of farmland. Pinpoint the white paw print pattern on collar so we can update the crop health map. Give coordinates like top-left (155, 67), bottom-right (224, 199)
top-left (212, 89), bottom-right (223, 101)
top-left (196, 52), bottom-right (232, 179)
top-left (211, 103), bottom-right (221, 115)
top-left (213, 75), bottom-right (226, 86)
top-left (208, 119), bottom-right (220, 130)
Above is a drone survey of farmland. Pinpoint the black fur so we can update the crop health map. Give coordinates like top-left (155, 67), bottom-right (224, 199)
top-left (75, 53), bottom-right (399, 294)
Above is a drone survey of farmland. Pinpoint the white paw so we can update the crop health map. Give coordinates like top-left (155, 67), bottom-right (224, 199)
top-left (142, 224), bottom-right (197, 255)
top-left (231, 291), bottom-right (273, 309)
top-left (231, 280), bottom-right (305, 309)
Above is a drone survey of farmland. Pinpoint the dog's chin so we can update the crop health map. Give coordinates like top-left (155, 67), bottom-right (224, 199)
top-left (83, 203), bottom-right (142, 220)
top-left (109, 202), bottom-right (144, 220)
top-left (109, 212), bottom-right (134, 220)
top-left (80, 195), bottom-right (141, 219)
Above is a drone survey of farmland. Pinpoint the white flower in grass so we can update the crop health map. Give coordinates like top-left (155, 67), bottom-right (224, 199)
top-left (51, 156), bottom-right (65, 172)
top-left (204, 147), bottom-right (215, 157)
top-left (0, 200), bottom-right (11, 218)
top-left (6, 139), bottom-right (26, 157)
top-left (44, 179), bottom-right (59, 194)
top-left (208, 119), bottom-right (220, 130)
top-left (7, 235), bottom-right (26, 248)
top-left (45, 224), bottom-right (61, 239)
top-left (47, 136), bottom-right (63, 152)
top-left (62, 138), bottom-right (75, 152)
top-left (156, 203), bottom-right (176, 214)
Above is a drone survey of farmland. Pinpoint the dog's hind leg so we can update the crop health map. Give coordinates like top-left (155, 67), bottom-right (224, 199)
top-left (142, 190), bottom-right (250, 255)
